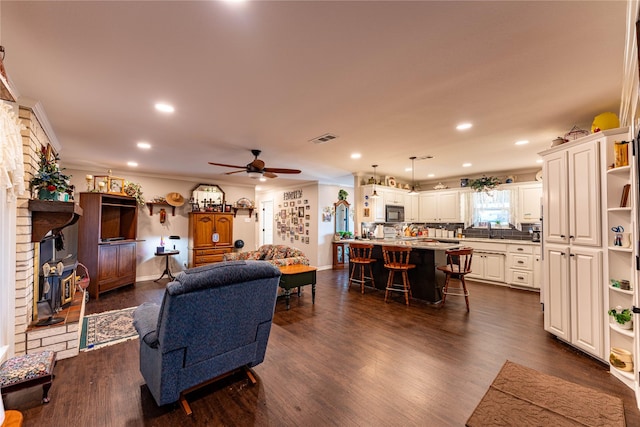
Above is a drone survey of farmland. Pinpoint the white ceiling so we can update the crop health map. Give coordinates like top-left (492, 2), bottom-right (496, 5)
top-left (1, 1), bottom-right (627, 190)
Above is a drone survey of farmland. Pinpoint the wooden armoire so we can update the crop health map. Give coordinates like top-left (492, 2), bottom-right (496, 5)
top-left (188, 212), bottom-right (234, 267)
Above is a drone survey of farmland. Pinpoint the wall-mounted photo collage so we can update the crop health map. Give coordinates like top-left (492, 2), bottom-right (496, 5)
top-left (276, 197), bottom-right (310, 244)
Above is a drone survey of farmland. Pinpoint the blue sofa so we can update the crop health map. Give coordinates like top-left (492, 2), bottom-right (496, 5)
top-left (132, 260), bottom-right (281, 412)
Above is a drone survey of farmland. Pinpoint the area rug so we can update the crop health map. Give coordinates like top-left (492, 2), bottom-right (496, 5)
top-left (466, 360), bottom-right (626, 426)
top-left (79, 306), bottom-right (138, 351)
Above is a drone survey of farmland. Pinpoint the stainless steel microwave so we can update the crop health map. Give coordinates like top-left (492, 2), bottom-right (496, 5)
top-left (385, 205), bottom-right (404, 222)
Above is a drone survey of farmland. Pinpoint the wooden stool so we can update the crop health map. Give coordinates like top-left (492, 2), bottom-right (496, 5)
top-left (437, 247), bottom-right (473, 311)
top-left (348, 243), bottom-right (376, 294)
top-left (382, 246), bottom-right (415, 306)
top-left (0, 350), bottom-right (56, 405)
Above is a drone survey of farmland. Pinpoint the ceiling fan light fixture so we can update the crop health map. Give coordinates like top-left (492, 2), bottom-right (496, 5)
top-left (248, 171), bottom-right (262, 179)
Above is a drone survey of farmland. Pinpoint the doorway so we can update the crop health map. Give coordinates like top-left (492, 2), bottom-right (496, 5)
top-left (261, 200), bottom-right (273, 246)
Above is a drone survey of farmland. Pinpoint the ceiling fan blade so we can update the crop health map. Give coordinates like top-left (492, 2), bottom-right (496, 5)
top-left (224, 170), bottom-right (247, 175)
top-left (263, 167), bottom-right (302, 174)
top-left (264, 172), bottom-right (278, 179)
top-left (208, 162), bottom-right (247, 169)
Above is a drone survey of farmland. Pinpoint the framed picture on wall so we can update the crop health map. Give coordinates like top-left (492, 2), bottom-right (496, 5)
top-left (298, 207), bottom-right (304, 217)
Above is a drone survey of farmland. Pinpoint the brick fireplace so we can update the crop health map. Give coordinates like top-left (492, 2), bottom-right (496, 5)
top-left (14, 105), bottom-right (85, 360)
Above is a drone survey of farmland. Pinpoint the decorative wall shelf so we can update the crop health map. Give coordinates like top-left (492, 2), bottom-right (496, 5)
top-left (146, 202), bottom-right (175, 216)
top-left (231, 207), bottom-right (254, 218)
top-left (28, 200), bottom-right (83, 242)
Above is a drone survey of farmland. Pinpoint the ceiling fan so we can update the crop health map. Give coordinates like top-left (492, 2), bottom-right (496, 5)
top-left (208, 149), bottom-right (302, 179)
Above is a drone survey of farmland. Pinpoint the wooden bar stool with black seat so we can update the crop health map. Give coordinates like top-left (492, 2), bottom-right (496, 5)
top-left (348, 242), bottom-right (376, 293)
top-left (382, 245), bottom-right (415, 306)
top-left (437, 247), bottom-right (473, 311)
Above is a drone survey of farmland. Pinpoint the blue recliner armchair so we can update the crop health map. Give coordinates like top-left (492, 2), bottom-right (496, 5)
top-left (133, 260), bottom-right (281, 413)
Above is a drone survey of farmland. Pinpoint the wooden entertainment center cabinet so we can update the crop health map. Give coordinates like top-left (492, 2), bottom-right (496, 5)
top-left (77, 192), bottom-right (138, 300)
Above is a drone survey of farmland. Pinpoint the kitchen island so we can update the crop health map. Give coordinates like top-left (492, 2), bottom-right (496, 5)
top-left (346, 238), bottom-right (461, 303)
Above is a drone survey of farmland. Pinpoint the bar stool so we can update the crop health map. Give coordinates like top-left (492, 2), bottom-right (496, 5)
top-left (437, 247), bottom-right (473, 311)
top-left (382, 245), bottom-right (415, 306)
top-left (348, 242), bottom-right (376, 293)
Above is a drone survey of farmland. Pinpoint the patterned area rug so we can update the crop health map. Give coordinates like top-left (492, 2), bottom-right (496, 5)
top-left (466, 360), bottom-right (626, 426)
top-left (79, 307), bottom-right (138, 351)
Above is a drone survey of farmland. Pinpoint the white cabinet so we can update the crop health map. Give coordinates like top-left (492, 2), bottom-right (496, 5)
top-left (403, 193), bottom-right (420, 222)
top-left (360, 185), bottom-right (386, 222)
top-left (506, 243), bottom-right (538, 289)
top-left (464, 241), bottom-right (506, 283)
top-left (518, 183), bottom-right (542, 223)
top-left (543, 139), bottom-right (601, 246)
top-left (533, 246), bottom-right (541, 289)
top-left (419, 190), bottom-right (460, 222)
top-left (543, 244), bottom-right (603, 356)
top-left (373, 189), bottom-right (386, 221)
top-left (540, 130), bottom-right (629, 361)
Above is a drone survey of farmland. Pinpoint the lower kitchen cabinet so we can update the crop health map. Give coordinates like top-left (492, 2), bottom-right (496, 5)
top-left (464, 241), bottom-right (506, 283)
top-left (543, 244), bottom-right (603, 358)
top-left (506, 244), bottom-right (537, 289)
top-left (465, 251), bottom-right (504, 282)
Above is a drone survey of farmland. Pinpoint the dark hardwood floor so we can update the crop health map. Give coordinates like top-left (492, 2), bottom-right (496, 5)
top-left (6, 269), bottom-right (640, 426)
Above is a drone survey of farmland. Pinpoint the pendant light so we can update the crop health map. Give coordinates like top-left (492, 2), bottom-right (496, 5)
top-left (371, 164), bottom-right (380, 199)
top-left (408, 157), bottom-right (419, 195)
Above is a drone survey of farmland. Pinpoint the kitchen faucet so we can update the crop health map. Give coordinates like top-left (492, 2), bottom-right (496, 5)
top-left (487, 221), bottom-right (493, 239)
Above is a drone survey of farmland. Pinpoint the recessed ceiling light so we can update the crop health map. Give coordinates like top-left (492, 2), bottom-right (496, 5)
top-left (155, 102), bottom-right (175, 113)
top-left (462, 163), bottom-right (472, 167)
top-left (137, 142), bottom-right (151, 149)
top-left (427, 173), bottom-right (435, 178)
top-left (536, 159), bottom-right (543, 164)
top-left (405, 167), bottom-right (412, 172)
top-left (351, 153), bottom-right (361, 159)
top-left (127, 161), bottom-right (138, 167)
top-left (515, 140), bottom-right (529, 146)
top-left (456, 123), bottom-right (473, 131)
top-left (255, 186), bottom-right (262, 191)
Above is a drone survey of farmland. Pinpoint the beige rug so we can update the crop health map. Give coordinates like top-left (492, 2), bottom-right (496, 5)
top-left (467, 360), bottom-right (626, 426)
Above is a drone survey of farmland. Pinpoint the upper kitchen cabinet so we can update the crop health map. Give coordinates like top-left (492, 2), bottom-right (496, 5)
top-left (542, 138), bottom-right (601, 246)
top-left (518, 183), bottom-right (542, 223)
top-left (419, 190), bottom-right (460, 223)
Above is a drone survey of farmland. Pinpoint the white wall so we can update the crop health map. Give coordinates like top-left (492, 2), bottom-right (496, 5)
top-left (256, 182), bottom-right (353, 270)
top-left (66, 168), bottom-right (257, 280)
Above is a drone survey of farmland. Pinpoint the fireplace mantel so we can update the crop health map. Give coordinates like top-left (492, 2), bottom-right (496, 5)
top-left (28, 200), bottom-right (83, 242)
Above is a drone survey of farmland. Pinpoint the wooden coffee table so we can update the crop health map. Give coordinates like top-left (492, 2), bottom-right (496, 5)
top-left (278, 265), bottom-right (317, 310)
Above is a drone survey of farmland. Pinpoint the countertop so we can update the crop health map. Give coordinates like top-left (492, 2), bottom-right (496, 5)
top-left (343, 236), bottom-right (540, 250)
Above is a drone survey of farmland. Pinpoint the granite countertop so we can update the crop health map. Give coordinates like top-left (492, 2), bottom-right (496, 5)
top-left (346, 236), bottom-right (540, 248)
top-left (343, 238), bottom-right (461, 251)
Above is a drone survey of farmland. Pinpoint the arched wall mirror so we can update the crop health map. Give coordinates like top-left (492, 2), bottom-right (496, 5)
top-left (189, 184), bottom-right (225, 212)
top-left (334, 200), bottom-right (350, 235)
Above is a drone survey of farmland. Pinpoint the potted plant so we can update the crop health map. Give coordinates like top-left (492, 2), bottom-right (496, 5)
top-left (29, 146), bottom-right (72, 200)
top-left (338, 189), bottom-right (348, 201)
top-left (469, 175), bottom-right (501, 193)
top-left (608, 306), bottom-right (633, 329)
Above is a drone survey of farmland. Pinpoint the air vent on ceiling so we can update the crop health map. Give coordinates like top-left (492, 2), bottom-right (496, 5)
top-left (310, 133), bottom-right (338, 144)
